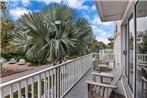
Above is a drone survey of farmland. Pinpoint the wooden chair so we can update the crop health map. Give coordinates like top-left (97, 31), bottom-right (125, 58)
top-left (92, 72), bottom-right (115, 83)
top-left (99, 55), bottom-right (115, 70)
top-left (86, 68), bottom-right (123, 98)
top-left (141, 76), bottom-right (147, 98)
top-left (141, 66), bottom-right (147, 98)
top-left (93, 58), bottom-right (111, 73)
top-left (99, 55), bottom-right (109, 67)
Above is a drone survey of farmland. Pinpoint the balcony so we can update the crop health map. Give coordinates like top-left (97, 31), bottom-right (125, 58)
top-left (0, 53), bottom-right (127, 98)
top-left (0, 54), bottom-right (92, 98)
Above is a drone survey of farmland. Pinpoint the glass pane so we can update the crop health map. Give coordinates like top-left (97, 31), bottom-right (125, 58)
top-left (125, 24), bottom-right (128, 77)
top-left (128, 14), bottom-right (134, 90)
top-left (136, 1), bottom-right (147, 98)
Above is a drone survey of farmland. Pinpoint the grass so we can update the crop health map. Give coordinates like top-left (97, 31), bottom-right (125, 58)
top-left (5, 81), bottom-right (43, 98)
top-left (4, 70), bottom-right (69, 98)
top-left (4, 75), bottom-right (56, 98)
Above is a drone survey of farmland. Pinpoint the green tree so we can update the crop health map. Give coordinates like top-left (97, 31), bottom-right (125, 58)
top-left (0, 1), bottom-right (15, 53)
top-left (0, 1), bottom-right (8, 18)
top-left (139, 30), bottom-right (147, 54)
top-left (107, 42), bottom-right (113, 49)
top-left (10, 3), bottom-right (92, 65)
top-left (84, 35), bottom-right (107, 53)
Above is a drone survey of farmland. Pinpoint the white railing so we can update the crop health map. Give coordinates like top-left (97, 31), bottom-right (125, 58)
top-left (99, 49), bottom-right (113, 53)
top-left (129, 54), bottom-right (147, 63)
top-left (93, 53), bottom-right (116, 61)
top-left (0, 54), bottom-right (93, 98)
top-left (93, 53), bottom-right (119, 68)
top-left (137, 54), bottom-right (147, 62)
top-left (99, 49), bottom-right (113, 54)
top-left (99, 49), bottom-right (113, 60)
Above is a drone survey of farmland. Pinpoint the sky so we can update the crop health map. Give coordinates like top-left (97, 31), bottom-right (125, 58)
top-left (5, 0), bottom-right (115, 44)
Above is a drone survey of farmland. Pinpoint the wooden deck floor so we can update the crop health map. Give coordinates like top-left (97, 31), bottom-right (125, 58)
top-left (64, 68), bottom-right (125, 98)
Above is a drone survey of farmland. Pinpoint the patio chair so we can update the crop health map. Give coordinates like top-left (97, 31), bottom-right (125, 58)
top-left (141, 76), bottom-right (147, 98)
top-left (86, 68), bottom-right (123, 98)
top-left (99, 54), bottom-right (116, 68)
top-left (99, 55), bottom-right (109, 66)
top-left (141, 66), bottom-right (147, 98)
top-left (93, 59), bottom-right (113, 73)
top-left (92, 71), bottom-right (115, 83)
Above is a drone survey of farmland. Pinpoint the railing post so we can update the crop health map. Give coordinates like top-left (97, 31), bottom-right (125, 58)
top-left (10, 85), bottom-right (13, 98)
top-left (44, 72), bottom-right (47, 98)
top-left (25, 79), bottom-right (28, 98)
top-left (0, 53), bottom-right (94, 98)
top-left (38, 75), bottom-right (41, 98)
top-left (0, 88), bottom-right (3, 98)
top-left (18, 81), bottom-right (21, 98)
top-left (56, 67), bottom-right (60, 98)
top-left (31, 77), bottom-right (34, 98)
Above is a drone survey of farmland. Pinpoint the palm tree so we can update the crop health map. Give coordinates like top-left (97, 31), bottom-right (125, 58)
top-left (0, 1), bottom-right (15, 53)
top-left (0, 1), bottom-right (7, 18)
top-left (10, 3), bottom-right (92, 65)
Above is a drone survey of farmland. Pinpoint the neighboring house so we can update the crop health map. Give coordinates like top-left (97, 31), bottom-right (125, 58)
top-left (108, 35), bottom-right (114, 43)
top-left (95, 0), bottom-right (147, 98)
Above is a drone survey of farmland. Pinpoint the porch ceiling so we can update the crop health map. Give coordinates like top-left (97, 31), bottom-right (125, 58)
top-left (95, 0), bottom-right (129, 22)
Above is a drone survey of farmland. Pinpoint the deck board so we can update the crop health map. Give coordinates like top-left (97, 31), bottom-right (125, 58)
top-left (64, 69), bottom-right (92, 98)
top-left (64, 69), bottom-right (125, 98)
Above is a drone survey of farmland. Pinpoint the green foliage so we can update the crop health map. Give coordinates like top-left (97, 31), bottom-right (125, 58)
top-left (139, 30), bottom-right (147, 54)
top-left (0, 1), bottom-right (8, 18)
top-left (1, 50), bottom-right (26, 61)
top-left (0, 17), bottom-right (15, 53)
top-left (0, 63), bottom-right (6, 73)
top-left (107, 42), bottom-right (113, 49)
top-left (85, 36), bottom-right (107, 53)
top-left (9, 3), bottom-right (92, 64)
top-left (129, 32), bottom-right (134, 50)
top-left (0, 1), bottom-right (15, 54)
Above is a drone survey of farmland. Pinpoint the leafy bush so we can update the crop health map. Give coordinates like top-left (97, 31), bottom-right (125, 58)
top-left (139, 30), bottom-right (147, 54)
top-left (0, 63), bottom-right (6, 73)
top-left (1, 49), bottom-right (29, 62)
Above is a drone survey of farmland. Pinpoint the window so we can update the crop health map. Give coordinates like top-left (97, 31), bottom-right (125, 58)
top-left (125, 24), bottom-right (128, 77)
top-left (128, 14), bottom-right (134, 91)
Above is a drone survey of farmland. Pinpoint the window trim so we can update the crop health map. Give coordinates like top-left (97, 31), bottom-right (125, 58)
top-left (128, 13), bottom-right (134, 91)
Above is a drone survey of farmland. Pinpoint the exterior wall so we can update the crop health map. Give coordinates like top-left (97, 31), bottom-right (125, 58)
top-left (121, 26), bottom-right (127, 72)
top-left (96, 0), bottom-right (144, 98)
top-left (113, 36), bottom-right (121, 66)
top-left (113, 21), bottom-right (122, 66)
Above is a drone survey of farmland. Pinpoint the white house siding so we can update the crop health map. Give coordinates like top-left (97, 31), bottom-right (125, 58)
top-left (121, 26), bottom-right (127, 71)
top-left (113, 21), bottom-right (122, 67)
top-left (113, 36), bottom-right (121, 67)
